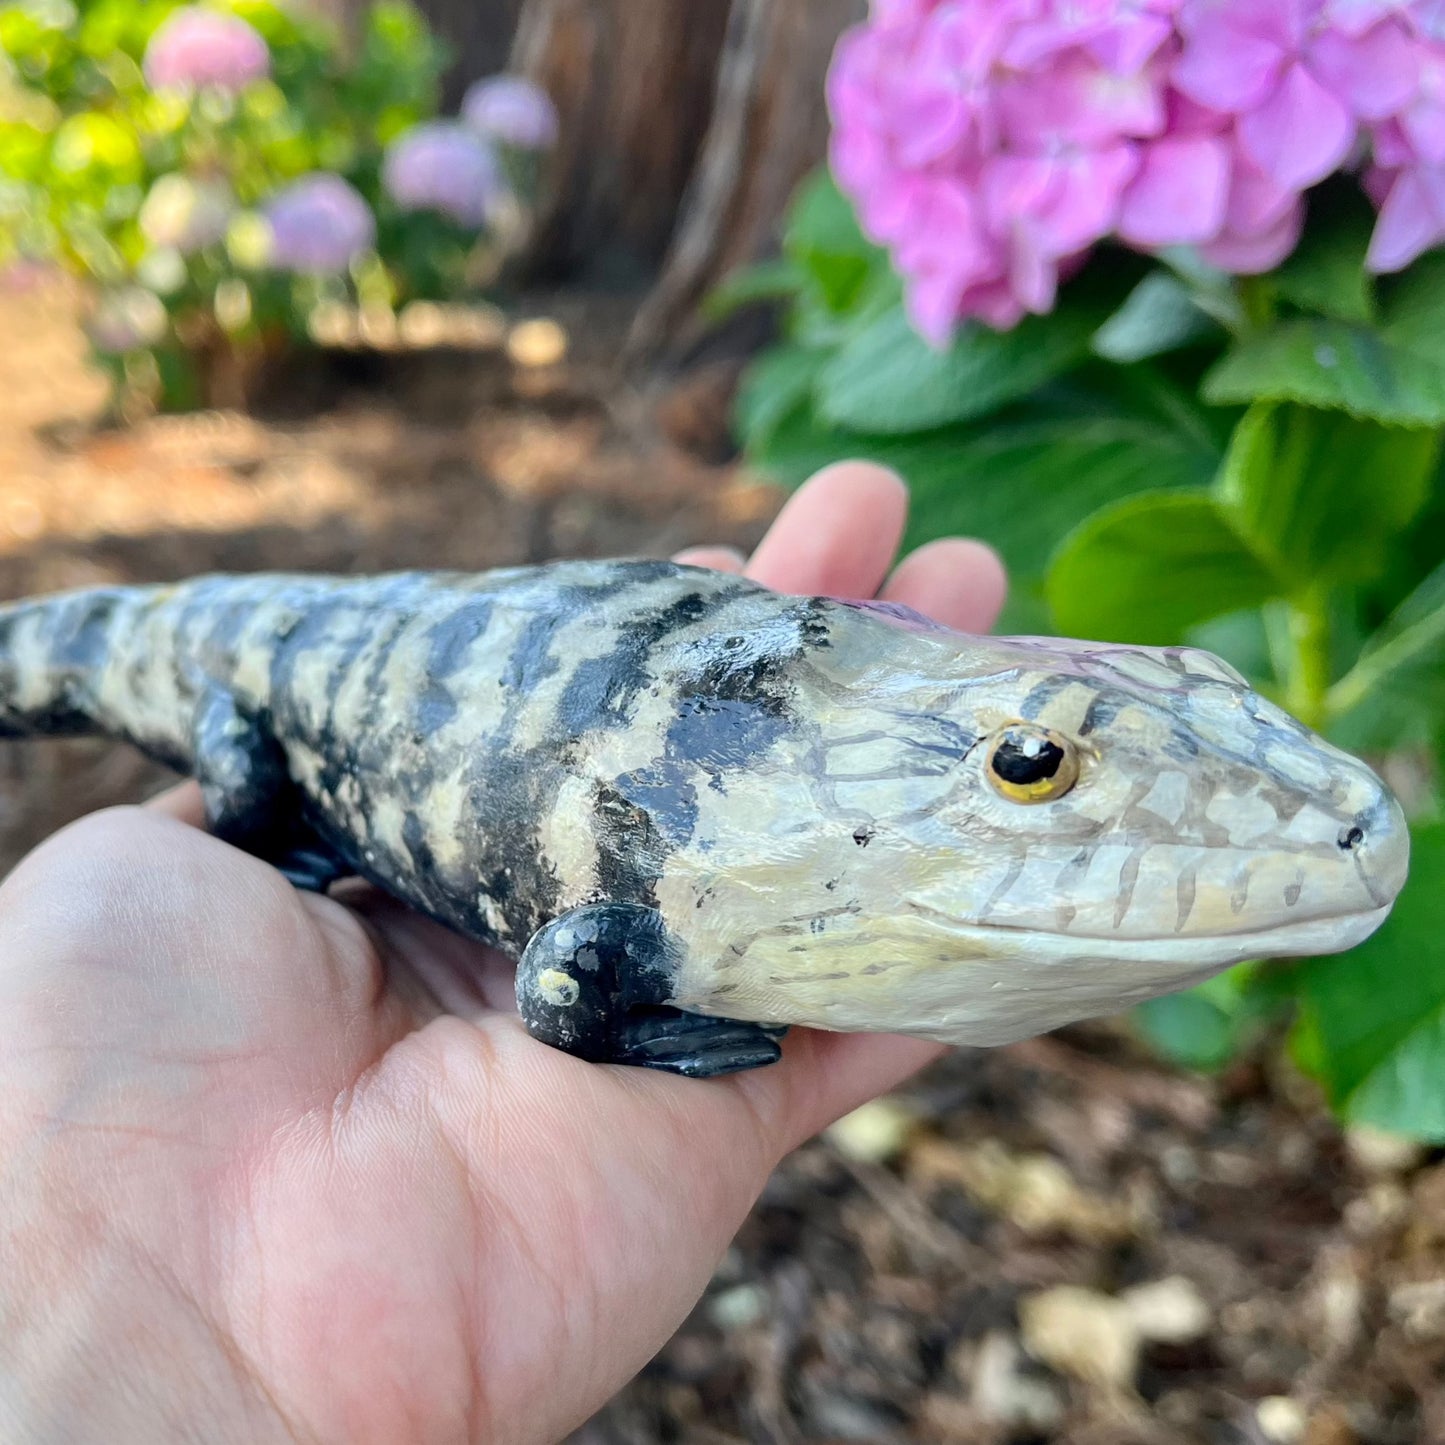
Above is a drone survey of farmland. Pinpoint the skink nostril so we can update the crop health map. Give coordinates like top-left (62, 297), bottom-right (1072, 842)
top-left (1338, 825), bottom-right (1365, 852)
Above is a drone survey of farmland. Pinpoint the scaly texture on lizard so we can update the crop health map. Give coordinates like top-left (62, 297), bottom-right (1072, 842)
top-left (0, 562), bottom-right (1409, 1077)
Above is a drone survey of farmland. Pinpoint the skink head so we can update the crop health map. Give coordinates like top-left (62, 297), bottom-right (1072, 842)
top-left (656, 589), bottom-right (1409, 1048)
top-left (885, 632), bottom-right (1408, 957)
top-left (741, 612), bottom-right (1414, 1045)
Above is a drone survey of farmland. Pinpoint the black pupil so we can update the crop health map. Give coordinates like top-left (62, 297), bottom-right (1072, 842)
top-left (992, 731), bottom-right (1064, 785)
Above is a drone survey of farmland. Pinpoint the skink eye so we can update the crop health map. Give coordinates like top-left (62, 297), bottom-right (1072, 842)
top-left (986, 723), bottom-right (1080, 803)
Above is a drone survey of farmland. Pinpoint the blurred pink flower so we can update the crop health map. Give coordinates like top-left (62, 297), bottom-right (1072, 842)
top-left (827, 0), bottom-right (1445, 339)
top-left (382, 123), bottom-right (504, 227)
top-left (461, 76), bottom-right (559, 150)
top-left (143, 7), bottom-right (270, 93)
top-left (264, 174), bottom-right (375, 274)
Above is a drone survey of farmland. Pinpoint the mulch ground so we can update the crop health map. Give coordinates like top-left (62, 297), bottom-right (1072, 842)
top-left (1, 279), bottom-right (1441, 1445)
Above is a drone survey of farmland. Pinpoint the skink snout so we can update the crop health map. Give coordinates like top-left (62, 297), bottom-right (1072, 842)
top-left (1339, 790), bottom-right (1411, 910)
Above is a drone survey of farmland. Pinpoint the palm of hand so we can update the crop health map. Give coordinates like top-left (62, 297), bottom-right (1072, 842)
top-left (0, 465), bottom-right (1005, 1445)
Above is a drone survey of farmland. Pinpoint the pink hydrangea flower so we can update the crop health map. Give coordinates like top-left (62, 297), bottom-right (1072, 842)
top-left (828, 0), bottom-right (1445, 339)
top-left (1173, 0), bottom-right (1416, 191)
top-left (382, 123), bottom-right (504, 227)
top-left (1366, 34), bottom-right (1445, 268)
top-left (264, 174), bottom-right (375, 274)
top-left (143, 7), bottom-right (270, 94)
top-left (461, 76), bottom-right (560, 151)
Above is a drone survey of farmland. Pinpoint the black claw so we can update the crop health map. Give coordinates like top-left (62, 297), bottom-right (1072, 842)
top-left (618, 1015), bottom-right (783, 1078)
top-left (276, 846), bottom-right (349, 892)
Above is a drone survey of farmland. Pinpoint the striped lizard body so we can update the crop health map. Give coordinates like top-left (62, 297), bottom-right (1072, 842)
top-left (0, 562), bottom-right (1409, 1076)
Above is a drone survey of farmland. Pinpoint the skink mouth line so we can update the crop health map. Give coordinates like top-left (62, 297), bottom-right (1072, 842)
top-left (905, 901), bottom-right (1390, 946)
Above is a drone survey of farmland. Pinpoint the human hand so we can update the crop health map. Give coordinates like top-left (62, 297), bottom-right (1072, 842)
top-left (0, 461), bottom-right (1005, 1444)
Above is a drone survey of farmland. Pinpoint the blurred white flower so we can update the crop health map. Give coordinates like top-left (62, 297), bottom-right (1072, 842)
top-left (88, 287), bottom-right (168, 353)
top-left (139, 174), bottom-right (235, 253)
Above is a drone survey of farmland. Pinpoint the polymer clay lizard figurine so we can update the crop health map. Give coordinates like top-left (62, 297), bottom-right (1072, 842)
top-left (0, 562), bottom-right (1409, 1076)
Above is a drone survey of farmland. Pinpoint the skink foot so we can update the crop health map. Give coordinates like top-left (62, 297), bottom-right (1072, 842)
top-left (516, 902), bottom-right (785, 1077)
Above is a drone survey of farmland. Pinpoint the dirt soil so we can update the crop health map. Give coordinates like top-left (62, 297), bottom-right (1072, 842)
top-left (1, 281), bottom-right (1442, 1445)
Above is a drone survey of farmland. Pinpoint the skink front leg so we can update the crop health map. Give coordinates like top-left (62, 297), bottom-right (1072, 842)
top-left (516, 903), bottom-right (784, 1078)
top-left (191, 686), bottom-right (349, 891)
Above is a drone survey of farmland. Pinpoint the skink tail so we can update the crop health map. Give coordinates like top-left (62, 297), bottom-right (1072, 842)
top-left (0, 587), bottom-right (143, 740)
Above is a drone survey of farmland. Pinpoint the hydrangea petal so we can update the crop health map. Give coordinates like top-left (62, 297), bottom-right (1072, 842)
top-left (1000, 53), bottom-right (1164, 148)
top-left (894, 177), bottom-right (989, 276)
top-left (1399, 49), bottom-right (1445, 163)
top-left (958, 276), bottom-right (1029, 329)
top-left (1086, 14), bottom-right (1175, 75)
top-left (1225, 152), bottom-right (1298, 232)
top-left (1308, 20), bottom-right (1418, 121)
top-left (906, 269), bottom-right (968, 348)
top-left (1366, 167), bottom-right (1445, 270)
top-left (829, 126), bottom-right (890, 201)
top-left (1403, 103), bottom-right (1445, 163)
top-left (1237, 60), bottom-right (1356, 189)
top-left (1324, 0), bottom-right (1412, 39)
top-left (892, 85), bottom-right (974, 166)
top-left (1199, 200), bottom-right (1305, 271)
top-left (1118, 135), bottom-right (1231, 245)
top-left (1009, 231), bottom-right (1060, 314)
top-left (1035, 144), bottom-right (1139, 253)
top-left (1172, 16), bottom-right (1284, 113)
top-left (1362, 160), bottom-right (1395, 206)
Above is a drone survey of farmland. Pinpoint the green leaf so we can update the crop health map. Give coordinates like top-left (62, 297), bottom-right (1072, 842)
top-left (1047, 491), bottom-right (1280, 644)
top-left (1295, 822), bottom-right (1445, 1141)
top-left (733, 345), bottom-right (827, 455)
top-left (1270, 193), bottom-right (1375, 323)
top-left (745, 380), bottom-right (1218, 613)
top-left (903, 413), bottom-right (1216, 580)
top-left (781, 169), bottom-right (884, 315)
top-left (1328, 557), bottom-right (1445, 748)
top-left (1376, 251), bottom-right (1445, 362)
top-left (703, 257), bottom-right (807, 321)
top-left (816, 305), bottom-right (1100, 434)
top-left (1215, 402), bottom-right (1438, 588)
top-left (1133, 965), bottom-right (1275, 1073)
top-left (783, 168), bottom-right (874, 263)
top-left (1093, 271), bottom-right (1218, 363)
top-left (1206, 256), bottom-right (1445, 424)
top-left (1203, 317), bottom-right (1445, 426)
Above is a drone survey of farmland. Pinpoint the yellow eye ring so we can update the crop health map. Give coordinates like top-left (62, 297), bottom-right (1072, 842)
top-left (985, 723), bottom-right (1080, 803)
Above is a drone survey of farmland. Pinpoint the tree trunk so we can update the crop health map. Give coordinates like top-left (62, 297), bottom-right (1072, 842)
top-left (411, 0), bottom-right (527, 103)
top-left (509, 0), bottom-right (735, 281)
top-left (336, 0), bottom-right (860, 349)
top-left (629, 0), bottom-right (865, 357)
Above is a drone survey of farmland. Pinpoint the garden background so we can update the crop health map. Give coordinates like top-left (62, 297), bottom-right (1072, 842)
top-left (2, 1), bottom-right (1444, 1441)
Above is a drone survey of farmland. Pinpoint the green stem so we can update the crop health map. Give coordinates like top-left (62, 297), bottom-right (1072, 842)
top-left (1236, 275), bottom-right (1276, 333)
top-left (1282, 592), bottom-right (1331, 733)
top-left (1326, 601), bottom-right (1445, 719)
